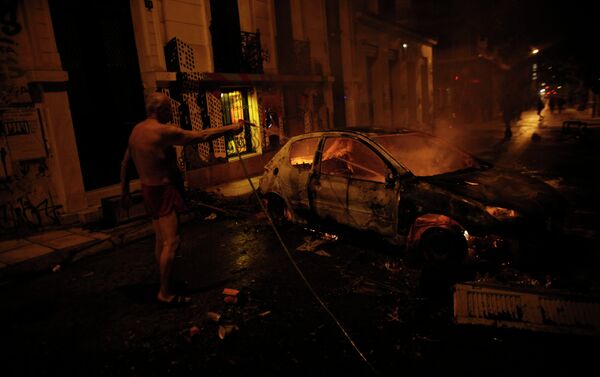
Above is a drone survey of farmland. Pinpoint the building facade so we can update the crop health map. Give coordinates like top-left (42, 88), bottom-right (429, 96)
top-left (0, 0), bottom-right (435, 231)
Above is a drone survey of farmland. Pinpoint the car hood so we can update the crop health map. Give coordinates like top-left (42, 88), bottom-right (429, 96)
top-left (422, 168), bottom-right (567, 216)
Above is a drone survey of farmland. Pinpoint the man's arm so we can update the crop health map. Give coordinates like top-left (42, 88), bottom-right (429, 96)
top-left (120, 148), bottom-right (132, 208)
top-left (163, 120), bottom-right (247, 146)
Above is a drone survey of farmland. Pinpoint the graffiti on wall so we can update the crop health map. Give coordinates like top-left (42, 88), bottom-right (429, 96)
top-left (0, 159), bottom-right (62, 233)
top-left (0, 1), bottom-right (59, 233)
top-left (1, 0), bottom-right (30, 106)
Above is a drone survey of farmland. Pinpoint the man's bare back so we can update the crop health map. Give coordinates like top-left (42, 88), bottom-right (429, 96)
top-left (128, 119), bottom-right (183, 186)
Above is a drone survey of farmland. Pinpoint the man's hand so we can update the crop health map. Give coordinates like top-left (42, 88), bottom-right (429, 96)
top-left (232, 119), bottom-right (257, 135)
top-left (234, 119), bottom-right (249, 134)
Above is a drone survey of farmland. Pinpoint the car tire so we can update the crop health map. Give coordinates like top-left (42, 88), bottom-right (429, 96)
top-left (266, 195), bottom-right (292, 228)
top-left (419, 228), bottom-right (467, 265)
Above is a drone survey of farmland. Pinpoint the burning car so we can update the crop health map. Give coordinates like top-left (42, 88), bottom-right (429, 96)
top-left (258, 129), bottom-right (567, 264)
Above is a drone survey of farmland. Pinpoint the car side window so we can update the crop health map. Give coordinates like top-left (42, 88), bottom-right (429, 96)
top-left (288, 137), bottom-right (320, 169)
top-left (320, 137), bottom-right (387, 183)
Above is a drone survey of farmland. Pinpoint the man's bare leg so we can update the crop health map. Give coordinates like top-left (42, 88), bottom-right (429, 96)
top-left (155, 211), bottom-right (183, 303)
top-left (152, 219), bottom-right (163, 265)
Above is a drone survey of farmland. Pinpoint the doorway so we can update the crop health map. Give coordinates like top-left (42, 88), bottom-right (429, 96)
top-left (49, 0), bottom-right (145, 190)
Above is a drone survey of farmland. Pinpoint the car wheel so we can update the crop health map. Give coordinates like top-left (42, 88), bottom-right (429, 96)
top-left (266, 195), bottom-right (292, 227)
top-left (419, 228), bottom-right (467, 265)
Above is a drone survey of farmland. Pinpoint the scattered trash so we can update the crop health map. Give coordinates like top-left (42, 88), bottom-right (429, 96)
top-left (204, 212), bottom-right (218, 220)
top-left (223, 288), bottom-right (240, 296)
top-left (413, 334), bottom-right (439, 342)
top-left (189, 326), bottom-right (201, 337)
top-left (258, 310), bottom-right (271, 317)
top-left (384, 260), bottom-right (402, 273)
top-left (207, 312), bottom-right (221, 322)
top-left (82, 271), bottom-right (94, 278)
top-left (52, 265), bottom-right (61, 273)
top-left (321, 233), bottom-right (339, 241)
top-left (386, 308), bottom-right (400, 322)
top-left (296, 237), bottom-right (328, 252)
top-left (224, 296), bottom-right (238, 304)
top-left (218, 324), bottom-right (239, 340)
top-left (314, 250), bottom-right (331, 257)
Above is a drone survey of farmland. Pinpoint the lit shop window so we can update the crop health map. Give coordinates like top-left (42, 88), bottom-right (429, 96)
top-left (221, 90), bottom-right (261, 157)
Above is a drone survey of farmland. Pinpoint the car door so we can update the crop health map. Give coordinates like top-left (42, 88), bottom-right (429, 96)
top-left (309, 136), bottom-right (398, 235)
top-left (308, 136), bottom-right (353, 226)
top-left (344, 139), bottom-right (397, 236)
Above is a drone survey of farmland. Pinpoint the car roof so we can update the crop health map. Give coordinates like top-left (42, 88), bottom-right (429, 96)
top-left (294, 128), bottom-right (421, 140)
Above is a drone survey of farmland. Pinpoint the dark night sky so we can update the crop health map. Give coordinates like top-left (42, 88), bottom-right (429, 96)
top-left (416, 0), bottom-right (595, 43)
top-left (412, 0), bottom-right (597, 87)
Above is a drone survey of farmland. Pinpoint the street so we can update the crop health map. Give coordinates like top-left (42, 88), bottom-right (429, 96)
top-left (2, 111), bottom-right (599, 376)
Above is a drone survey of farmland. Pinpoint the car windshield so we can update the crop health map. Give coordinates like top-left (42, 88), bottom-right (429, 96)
top-left (373, 133), bottom-right (481, 176)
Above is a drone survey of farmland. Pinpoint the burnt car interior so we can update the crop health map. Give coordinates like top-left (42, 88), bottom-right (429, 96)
top-left (320, 137), bottom-right (388, 183)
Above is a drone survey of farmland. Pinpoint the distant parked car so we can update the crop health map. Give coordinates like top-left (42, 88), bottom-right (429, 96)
top-left (258, 129), bottom-right (567, 264)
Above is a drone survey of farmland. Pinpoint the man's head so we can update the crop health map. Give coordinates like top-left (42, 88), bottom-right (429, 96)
top-left (146, 92), bottom-right (172, 124)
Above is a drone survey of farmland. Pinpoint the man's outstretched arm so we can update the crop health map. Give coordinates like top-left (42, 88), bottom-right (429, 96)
top-left (163, 119), bottom-right (248, 146)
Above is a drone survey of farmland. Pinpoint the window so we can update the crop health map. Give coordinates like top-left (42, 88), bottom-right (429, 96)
top-left (221, 89), bottom-right (260, 157)
top-left (289, 138), bottom-right (320, 169)
top-left (320, 137), bottom-right (387, 182)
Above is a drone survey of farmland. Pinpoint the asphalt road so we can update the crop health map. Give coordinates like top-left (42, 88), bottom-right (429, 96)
top-left (2, 113), bottom-right (599, 377)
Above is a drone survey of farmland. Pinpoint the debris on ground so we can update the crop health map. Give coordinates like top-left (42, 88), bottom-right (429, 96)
top-left (223, 288), bottom-right (240, 296)
top-left (52, 265), bottom-right (61, 273)
top-left (314, 250), bottom-right (331, 257)
top-left (320, 233), bottom-right (339, 241)
top-left (384, 260), bottom-right (403, 273)
top-left (454, 282), bottom-right (600, 336)
top-left (218, 324), bottom-right (239, 340)
top-left (296, 237), bottom-right (329, 252)
top-left (386, 307), bottom-right (400, 322)
top-left (189, 326), bottom-right (201, 337)
top-left (207, 312), bottom-right (221, 322)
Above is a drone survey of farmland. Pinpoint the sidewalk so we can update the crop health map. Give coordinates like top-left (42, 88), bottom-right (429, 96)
top-left (0, 175), bottom-right (262, 281)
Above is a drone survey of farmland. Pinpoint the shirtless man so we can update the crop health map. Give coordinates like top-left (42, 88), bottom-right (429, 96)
top-left (120, 92), bottom-right (244, 306)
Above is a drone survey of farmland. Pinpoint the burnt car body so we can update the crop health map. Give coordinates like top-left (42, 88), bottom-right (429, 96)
top-left (259, 129), bottom-right (567, 264)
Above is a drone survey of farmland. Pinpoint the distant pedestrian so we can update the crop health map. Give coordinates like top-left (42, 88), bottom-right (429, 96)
top-left (536, 96), bottom-right (545, 120)
top-left (557, 97), bottom-right (565, 114)
top-left (120, 92), bottom-right (244, 307)
top-left (501, 94), bottom-right (519, 139)
top-left (549, 96), bottom-right (556, 114)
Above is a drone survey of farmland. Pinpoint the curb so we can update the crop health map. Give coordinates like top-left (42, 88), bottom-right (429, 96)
top-left (0, 211), bottom-right (202, 282)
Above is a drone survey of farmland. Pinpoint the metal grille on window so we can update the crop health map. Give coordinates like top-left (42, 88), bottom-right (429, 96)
top-left (221, 90), bottom-right (255, 157)
top-left (206, 91), bottom-right (227, 158)
top-left (161, 89), bottom-right (186, 177)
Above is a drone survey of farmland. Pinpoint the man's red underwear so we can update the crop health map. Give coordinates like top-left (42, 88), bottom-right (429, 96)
top-left (141, 184), bottom-right (187, 220)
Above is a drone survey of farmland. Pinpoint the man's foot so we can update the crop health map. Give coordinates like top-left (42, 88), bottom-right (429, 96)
top-left (157, 294), bottom-right (192, 308)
